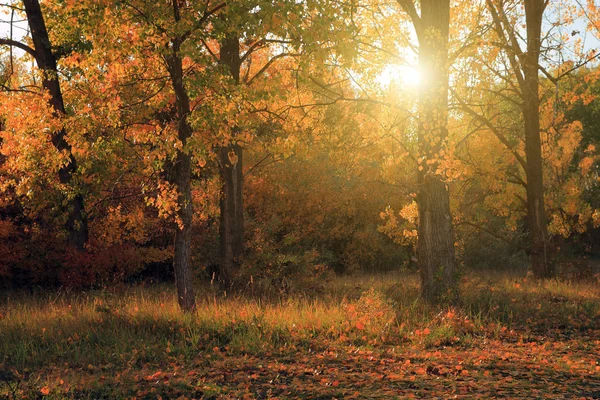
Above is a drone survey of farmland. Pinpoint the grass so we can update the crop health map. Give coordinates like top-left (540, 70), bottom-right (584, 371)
top-left (1, 271), bottom-right (600, 399)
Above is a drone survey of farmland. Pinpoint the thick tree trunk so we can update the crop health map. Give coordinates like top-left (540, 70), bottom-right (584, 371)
top-left (173, 147), bottom-right (195, 311)
top-left (166, 31), bottom-right (196, 311)
top-left (218, 36), bottom-right (244, 288)
top-left (416, 0), bottom-right (458, 303)
top-left (23, 0), bottom-right (88, 249)
top-left (523, 0), bottom-right (552, 278)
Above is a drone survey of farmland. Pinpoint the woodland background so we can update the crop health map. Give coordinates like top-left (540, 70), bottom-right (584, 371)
top-left (0, 0), bottom-right (599, 305)
top-left (3, 1), bottom-right (600, 398)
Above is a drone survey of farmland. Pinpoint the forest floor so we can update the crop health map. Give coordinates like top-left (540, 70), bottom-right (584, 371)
top-left (1, 271), bottom-right (600, 399)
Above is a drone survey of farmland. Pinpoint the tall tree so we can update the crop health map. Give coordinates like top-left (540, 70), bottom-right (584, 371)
top-left (450, 0), bottom-right (600, 278)
top-left (398, 0), bottom-right (458, 302)
top-left (484, 0), bottom-right (550, 277)
top-left (86, 0), bottom-right (227, 311)
top-left (204, 1), bottom-right (359, 286)
top-left (164, 0), bottom-right (197, 311)
top-left (0, 0), bottom-right (88, 249)
top-left (217, 35), bottom-right (244, 287)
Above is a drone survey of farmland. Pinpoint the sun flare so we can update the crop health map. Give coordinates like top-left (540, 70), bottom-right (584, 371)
top-left (377, 64), bottom-right (421, 90)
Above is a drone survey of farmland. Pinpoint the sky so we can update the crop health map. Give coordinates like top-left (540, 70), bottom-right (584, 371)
top-left (0, 8), bottom-right (27, 59)
top-left (0, 9), bottom-right (27, 41)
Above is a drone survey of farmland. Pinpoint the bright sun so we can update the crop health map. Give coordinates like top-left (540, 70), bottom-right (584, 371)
top-left (377, 64), bottom-right (421, 90)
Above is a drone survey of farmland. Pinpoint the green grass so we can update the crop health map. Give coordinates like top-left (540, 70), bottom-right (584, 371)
top-left (1, 271), bottom-right (600, 399)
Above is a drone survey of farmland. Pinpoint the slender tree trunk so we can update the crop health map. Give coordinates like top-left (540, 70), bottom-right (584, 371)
top-left (416, 0), bottom-right (458, 303)
top-left (218, 144), bottom-right (243, 286)
top-left (218, 36), bottom-right (244, 287)
top-left (0, 120), bottom-right (5, 166)
top-left (166, 5), bottom-right (195, 311)
top-left (523, 0), bottom-right (552, 278)
top-left (486, 0), bottom-right (552, 277)
top-left (23, 0), bottom-right (88, 249)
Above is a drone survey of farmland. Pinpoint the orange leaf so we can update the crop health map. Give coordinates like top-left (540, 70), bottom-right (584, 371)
top-left (40, 387), bottom-right (50, 396)
top-left (144, 371), bottom-right (162, 381)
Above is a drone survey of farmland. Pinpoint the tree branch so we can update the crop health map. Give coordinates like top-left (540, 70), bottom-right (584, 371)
top-left (200, 38), bottom-right (219, 63)
top-left (396, 0), bottom-right (422, 39)
top-left (122, 1), bottom-right (168, 36)
top-left (458, 220), bottom-right (528, 251)
top-left (451, 87), bottom-right (528, 171)
top-left (0, 37), bottom-right (36, 58)
top-left (246, 52), bottom-right (300, 86)
top-left (244, 153), bottom-right (272, 177)
top-left (0, 3), bottom-right (24, 12)
top-left (181, 2), bottom-right (226, 42)
top-left (486, 0), bottom-right (525, 90)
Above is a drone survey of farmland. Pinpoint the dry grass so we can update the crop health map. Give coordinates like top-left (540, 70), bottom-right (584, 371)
top-left (1, 271), bottom-right (599, 398)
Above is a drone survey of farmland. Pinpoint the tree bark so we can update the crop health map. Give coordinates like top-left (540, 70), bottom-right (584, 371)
top-left (486, 0), bottom-right (553, 278)
top-left (523, 0), bottom-right (552, 278)
top-left (415, 0), bottom-right (458, 303)
top-left (218, 36), bottom-right (244, 288)
top-left (23, 0), bottom-right (88, 249)
top-left (218, 143), bottom-right (243, 286)
top-left (165, 1), bottom-right (196, 312)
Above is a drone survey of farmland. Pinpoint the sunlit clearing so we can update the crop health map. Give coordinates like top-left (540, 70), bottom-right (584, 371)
top-left (377, 64), bottom-right (421, 90)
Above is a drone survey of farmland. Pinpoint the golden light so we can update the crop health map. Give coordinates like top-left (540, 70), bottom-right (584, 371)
top-left (377, 64), bottom-right (421, 90)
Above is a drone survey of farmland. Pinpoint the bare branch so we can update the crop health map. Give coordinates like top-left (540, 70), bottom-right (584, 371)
top-left (244, 153), bottom-right (272, 177)
top-left (240, 39), bottom-right (294, 64)
top-left (240, 39), bottom-right (264, 63)
top-left (246, 52), bottom-right (300, 86)
top-left (458, 220), bottom-right (528, 251)
top-left (200, 38), bottom-right (219, 63)
top-left (0, 3), bottom-right (24, 12)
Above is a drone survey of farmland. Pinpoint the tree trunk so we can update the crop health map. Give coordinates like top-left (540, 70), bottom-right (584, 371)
top-left (23, 0), bottom-right (88, 249)
top-left (219, 144), bottom-right (244, 286)
top-left (523, 0), bottom-right (552, 278)
top-left (415, 0), bottom-right (458, 303)
top-left (486, 0), bottom-right (552, 278)
top-left (172, 146), bottom-right (195, 311)
top-left (218, 36), bottom-right (244, 288)
top-left (166, 16), bottom-right (196, 311)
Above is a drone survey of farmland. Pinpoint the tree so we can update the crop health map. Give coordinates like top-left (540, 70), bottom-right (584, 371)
top-left (398, 0), bottom-right (458, 302)
top-left (216, 35), bottom-right (244, 288)
top-left (163, 0), bottom-right (199, 312)
top-left (200, 1), bottom-right (361, 287)
top-left (460, 0), bottom-right (599, 278)
top-left (0, 0), bottom-right (88, 249)
top-left (496, 0), bottom-right (551, 278)
top-left (78, 0), bottom-right (227, 311)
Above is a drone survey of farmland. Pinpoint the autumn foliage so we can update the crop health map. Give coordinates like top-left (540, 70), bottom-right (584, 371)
top-left (1, 0), bottom-right (600, 395)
